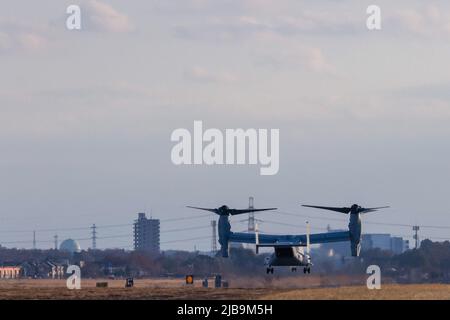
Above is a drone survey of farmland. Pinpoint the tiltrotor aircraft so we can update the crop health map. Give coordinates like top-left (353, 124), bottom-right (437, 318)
top-left (187, 203), bottom-right (389, 274)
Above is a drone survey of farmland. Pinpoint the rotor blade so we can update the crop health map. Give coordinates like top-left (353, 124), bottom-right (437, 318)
top-left (301, 205), bottom-right (351, 214)
top-left (186, 206), bottom-right (218, 214)
top-left (360, 206), bottom-right (390, 214)
top-left (228, 208), bottom-right (277, 216)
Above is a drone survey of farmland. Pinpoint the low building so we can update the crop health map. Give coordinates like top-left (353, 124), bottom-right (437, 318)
top-left (20, 261), bottom-right (65, 279)
top-left (390, 236), bottom-right (409, 254)
top-left (363, 234), bottom-right (409, 254)
top-left (321, 229), bottom-right (409, 256)
top-left (0, 266), bottom-right (21, 279)
top-left (46, 261), bottom-right (65, 279)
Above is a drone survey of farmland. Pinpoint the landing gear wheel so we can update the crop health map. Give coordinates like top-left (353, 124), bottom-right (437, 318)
top-left (307, 267), bottom-right (311, 274)
top-left (266, 267), bottom-right (274, 274)
top-left (291, 267), bottom-right (297, 272)
top-left (303, 267), bottom-right (307, 274)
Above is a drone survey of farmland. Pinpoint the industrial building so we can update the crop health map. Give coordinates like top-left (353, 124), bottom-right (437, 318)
top-left (362, 234), bottom-right (409, 254)
top-left (133, 213), bottom-right (160, 254)
top-left (391, 236), bottom-right (410, 254)
top-left (321, 229), bottom-right (409, 256)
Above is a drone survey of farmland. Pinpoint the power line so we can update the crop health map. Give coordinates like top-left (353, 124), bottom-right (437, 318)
top-left (0, 213), bottom-right (212, 234)
top-left (277, 210), bottom-right (450, 230)
top-left (97, 234), bottom-right (132, 240)
top-left (160, 214), bottom-right (212, 222)
top-left (413, 225), bottom-right (420, 249)
top-left (162, 225), bottom-right (211, 233)
top-left (161, 235), bottom-right (211, 244)
top-left (54, 234), bottom-right (58, 250)
top-left (95, 223), bottom-right (132, 229)
top-left (259, 219), bottom-right (328, 231)
top-left (277, 211), bottom-right (347, 222)
top-left (91, 224), bottom-right (97, 250)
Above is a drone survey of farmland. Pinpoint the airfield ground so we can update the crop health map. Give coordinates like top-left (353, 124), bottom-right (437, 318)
top-left (0, 278), bottom-right (449, 299)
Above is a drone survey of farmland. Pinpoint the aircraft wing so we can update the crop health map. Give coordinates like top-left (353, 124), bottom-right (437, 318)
top-left (255, 242), bottom-right (306, 248)
top-left (228, 231), bottom-right (351, 245)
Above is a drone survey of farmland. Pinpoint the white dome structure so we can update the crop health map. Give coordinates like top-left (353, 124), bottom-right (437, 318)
top-left (59, 239), bottom-right (81, 253)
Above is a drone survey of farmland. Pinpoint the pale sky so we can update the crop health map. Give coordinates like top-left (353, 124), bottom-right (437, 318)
top-left (1, 1), bottom-right (450, 251)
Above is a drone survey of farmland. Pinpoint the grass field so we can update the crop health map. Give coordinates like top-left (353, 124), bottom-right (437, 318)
top-left (0, 278), bottom-right (449, 300)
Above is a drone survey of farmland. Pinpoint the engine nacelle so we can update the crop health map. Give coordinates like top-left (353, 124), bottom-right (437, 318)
top-left (349, 212), bottom-right (362, 257)
top-left (218, 215), bottom-right (231, 257)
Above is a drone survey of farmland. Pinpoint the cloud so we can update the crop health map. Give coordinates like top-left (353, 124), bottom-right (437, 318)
top-left (0, 19), bottom-right (47, 53)
top-left (250, 33), bottom-right (336, 74)
top-left (17, 33), bottom-right (47, 51)
top-left (173, 10), bottom-right (359, 42)
top-left (0, 32), bottom-right (12, 51)
top-left (184, 66), bottom-right (238, 83)
top-left (389, 5), bottom-right (450, 38)
top-left (302, 46), bottom-right (334, 73)
top-left (84, 0), bottom-right (133, 33)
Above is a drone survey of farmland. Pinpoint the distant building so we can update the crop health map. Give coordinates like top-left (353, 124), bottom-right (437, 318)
top-left (321, 229), bottom-right (409, 256)
top-left (46, 261), bottom-right (65, 279)
top-left (20, 261), bottom-right (65, 279)
top-left (60, 239), bottom-right (82, 254)
top-left (133, 213), bottom-right (160, 254)
top-left (362, 233), bottom-right (392, 252)
top-left (0, 266), bottom-right (21, 279)
top-left (390, 236), bottom-right (409, 254)
top-left (363, 234), bottom-right (409, 254)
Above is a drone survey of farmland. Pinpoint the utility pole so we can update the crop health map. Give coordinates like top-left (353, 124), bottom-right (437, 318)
top-left (91, 224), bottom-right (97, 250)
top-left (54, 234), bottom-right (58, 250)
top-left (413, 225), bottom-right (420, 249)
top-left (211, 220), bottom-right (217, 255)
top-left (33, 230), bottom-right (36, 250)
top-left (248, 197), bottom-right (255, 232)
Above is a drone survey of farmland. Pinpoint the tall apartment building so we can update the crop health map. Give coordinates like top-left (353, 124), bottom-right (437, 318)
top-left (133, 213), bottom-right (160, 254)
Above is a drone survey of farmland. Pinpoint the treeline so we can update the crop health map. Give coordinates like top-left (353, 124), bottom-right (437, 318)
top-left (1, 240), bottom-right (449, 282)
top-left (0, 246), bottom-right (267, 278)
top-left (354, 240), bottom-right (450, 282)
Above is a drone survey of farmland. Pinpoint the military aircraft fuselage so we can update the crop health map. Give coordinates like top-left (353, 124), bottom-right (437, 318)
top-left (266, 246), bottom-right (311, 267)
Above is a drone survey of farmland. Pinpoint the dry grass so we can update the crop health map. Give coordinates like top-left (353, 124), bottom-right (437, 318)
top-left (260, 284), bottom-right (450, 300)
top-left (0, 279), bottom-right (449, 300)
top-left (0, 279), bottom-right (280, 300)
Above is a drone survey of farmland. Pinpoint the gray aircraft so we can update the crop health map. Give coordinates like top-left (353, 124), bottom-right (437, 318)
top-left (187, 203), bottom-right (389, 274)
top-left (255, 221), bottom-right (312, 274)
